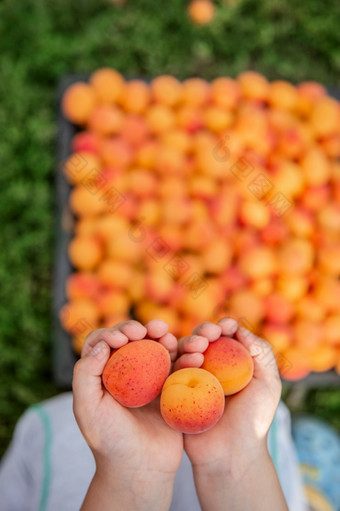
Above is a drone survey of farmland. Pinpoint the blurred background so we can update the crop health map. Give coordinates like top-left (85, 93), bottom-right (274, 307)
top-left (1, 0), bottom-right (340, 461)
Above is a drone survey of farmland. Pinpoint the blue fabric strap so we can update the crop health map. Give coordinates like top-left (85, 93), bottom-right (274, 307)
top-left (31, 404), bottom-right (52, 511)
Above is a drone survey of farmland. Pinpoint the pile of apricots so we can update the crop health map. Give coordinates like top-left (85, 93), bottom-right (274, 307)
top-left (103, 335), bottom-right (254, 433)
top-left (60, 68), bottom-right (340, 381)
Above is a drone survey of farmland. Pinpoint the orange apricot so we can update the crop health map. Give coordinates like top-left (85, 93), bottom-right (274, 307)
top-left (59, 299), bottom-right (99, 334)
top-left (150, 75), bottom-right (182, 107)
top-left (99, 137), bottom-right (133, 168)
top-left (97, 260), bottom-right (134, 290)
top-left (237, 71), bottom-right (269, 102)
top-left (96, 289), bottom-right (130, 317)
top-left (62, 82), bottom-right (97, 124)
top-left (228, 289), bottom-right (265, 326)
top-left (277, 239), bottom-right (314, 275)
top-left (238, 245), bottom-right (277, 280)
top-left (307, 345), bottom-right (338, 372)
top-left (187, 0), bottom-right (215, 25)
top-left (211, 77), bottom-right (241, 109)
top-left (300, 146), bottom-right (331, 187)
top-left (135, 139), bottom-right (158, 168)
top-left (69, 185), bottom-right (107, 217)
top-left (120, 114), bottom-right (150, 146)
top-left (103, 340), bottom-right (171, 407)
top-left (202, 336), bottom-right (254, 395)
top-left (90, 68), bottom-right (124, 103)
top-left (160, 129), bottom-right (192, 154)
top-left (66, 272), bottom-right (100, 301)
top-left (310, 96), bottom-right (340, 137)
top-left (268, 80), bottom-right (298, 111)
top-left (176, 105), bottom-right (203, 133)
top-left (201, 238), bottom-right (233, 274)
top-left (239, 200), bottom-right (271, 229)
top-left (68, 236), bottom-right (102, 271)
top-left (324, 315), bottom-right (340, 345)
top-left (203, 106), bottom-right (233, 133)
top-left (161, 367), bottom-right (225, 435)
top-left (261, 323), bottom-right (292, 353)
top-left (264, 292), bottom-right (294, 324)
top-left (146, 104), bottom-right (176, 134)
top-left (88, 105), bottom-right (124, 136)
top-left (181, 78), bottom-right (210, 106)
top-left (72, 131), bottom-right (101, 154)
top-left (62, 152), bottom-right (101, 185)
top-left (119, 80), bottom-right (150, 113)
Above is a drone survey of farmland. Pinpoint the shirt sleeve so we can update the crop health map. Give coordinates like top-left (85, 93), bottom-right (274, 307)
top-left (0, 407), bottom-right (45, 511)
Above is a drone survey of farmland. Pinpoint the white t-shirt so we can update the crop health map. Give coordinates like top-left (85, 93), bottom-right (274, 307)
top-left (0, 393), bottom-right (306, 511)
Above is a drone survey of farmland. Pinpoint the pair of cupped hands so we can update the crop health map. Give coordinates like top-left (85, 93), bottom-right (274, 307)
top-left (73, 317), bottom-right (282, 486)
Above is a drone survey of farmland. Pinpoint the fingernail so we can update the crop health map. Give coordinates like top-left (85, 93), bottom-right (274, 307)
top-left (90, 340), bottom-right (108, 360)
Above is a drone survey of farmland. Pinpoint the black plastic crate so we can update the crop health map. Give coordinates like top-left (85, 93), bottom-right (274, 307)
top-left (53, 75), bottom-right (340, 388)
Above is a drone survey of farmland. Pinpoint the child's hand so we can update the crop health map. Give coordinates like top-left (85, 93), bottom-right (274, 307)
top-left (72, 319), bottom-right (183, 489)
top-left (175, 318), bottom-right (282, 473)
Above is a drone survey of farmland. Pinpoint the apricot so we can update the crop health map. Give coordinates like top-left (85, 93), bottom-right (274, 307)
top-left (103, 340), bottom-right (171, 407)
top-left (286, 207), bottom-right (314, 239)
top-left (324, 315), bottom-right (340, 345)
top-left (90, 68), bottom-right (124, 104)
top-left (181, 78), bottom-right (210, 106)
top-left (300, 146), bottom-right (331, 186)
top-left (188, 0), bottom-right (215, 25)
top-left (300, 184), bottom-right (331, 212)
top-left (296, 294), bottom-right (325, 322)
top-left (276, 274), bottom-right (309, 301)
top-left (135, 139), bottom-right (158, 168)
top-left (277, 239), bottom-right (314, 275)
top-left (310, 96), bottom-right (340, 137)
top-left (268, 81), bottom-right (298, 111)
top-left (280, 347), bottom-right (310, 381)
top-left (59, 300), bottom-right (99, 335)
top-left (120, 115), bottom-right (149, 146)
top-left (264, 292), bottom-right (294, 324)
top-left (150, 75), bottom-right (182, 107)
top-left (97, 260), bottom-right (133, 289)
top-left (228, 289), bottom-right (265, 326)
top-left (211, 77), bottom-right (241, 109)
top-left (95, 214), bottom-right (128, 243)
top-left (88, 105), bottom-right (124, 136)
top-left (99, 137), bottom-right (133, 168)
top-left (119, 80), bottom-right (150, 114)
top-left (136, 199), bottom-right (161, 227)
top-left (293, 319), bottom-right (323, 349)
top-left (201, 238), bottom-right (233, 274)
top-left (66, 272), bottom-right (100, 301)
top-left (96, 289), bottom-right (130, 317)
top-left (239, 200), bottom-right (270, 229)
top-left (202, 336), bottom-right (254, 395)
top-left (237, 71), bottom-right (269, 102)
top-left (62, 82), bottom-right (96, 124)
top-left (146, 104), bottom-right (176, 134)
top-left (68, 236), bottom-right (102, 271)
top-left (238, 245), bottom-right (277, 280)
top-left (161, 368), bottom-right (224, 434)
top-left (176, 105), bottom-right (203, 133)
top-left (161, 130), bottom-right (192, 154)
top-left (155, 146), bottom-right (186, 175)
top-left (106, 232), bottom-right (143, 263)
top-left (296, 81), bottom-right (327, 116)
top-left (69, 185), bottom-right (107, 217)
top-left (203, 106), bottom-right (233, 133)
top-left (72, 131), bottom-right (101, 154)
top-left (63, 152), bottom-right (101, 185)
top-left (262, 323), bottom-right (292, 352)
top-left (307, 345), bottom-right (338, 373)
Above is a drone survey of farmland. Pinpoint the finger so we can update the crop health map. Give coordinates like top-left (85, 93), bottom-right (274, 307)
top-left (217, 317), bottom-right (238, 337)
top-left (158, 333), bottom-right (178, 362)
top-left (178, 335), bottom-right (209, 355)
top-left (235, 327), bottom-right (281, 383)
top-left (173, 353), bottom-right (204, 372)
top-left (116, 320), bottom-right (148, 340)
top-left (192, 322), bottom-right (222, 341)
top-left (81, 328), bottom-right (129, 357)
top-left (145, 319), bottom-right (168, 339)
top-left (73, 340), bottom-right (111, 410)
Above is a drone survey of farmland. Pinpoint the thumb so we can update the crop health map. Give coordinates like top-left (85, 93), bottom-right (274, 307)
top-left (235, 327), bottom-right (281, 383)
top-left (72, 340), bottom-right (111, 410)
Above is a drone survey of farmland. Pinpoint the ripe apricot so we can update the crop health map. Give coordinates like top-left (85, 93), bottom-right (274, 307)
top-left (238, 245), bottom-right (277, 280)
top-left (69, 185), bottom-right (107, 217)
top-left (59, 299), bottom-right (99, 335)
top-left (237, 71), bottom-right (269, 102)
top-left (146, 104), bottom-right (176, 134)
top-left (103, 340), bottom-right (171, 407)
top-left (181, 78), bottom-right (210, 106)
top-left (97, 260), bottom-right (134, 290)
top-left (66, 272), bottom-right (100, 301)
top-left (119, 80), bottom-right (150, 113)
top-left (300, 146), bottom-right (331, 186)
top-left (120, 115), bottom-right (149, 146)
top-left (68, 236), bottom-right (102, 271)
top-left (150, 75), bottom-right (182, 107)
top-left (202, 336), bottom-right (254, 395)
top-left (211, 77), bottom-right (241, 109)
top-left (63, 152), bottom-right (101, 185)
top-left (310, 96), bottom-right (340, 137)
top-left (88, 105), bottom-right (124, 136)
top-left (161, 368), bottom-right (225, 434)
top-left (96, 289), bottom-right (130, 317)
top-left (62, 82), bottom-right (96, 124)
top-left (268, 80), bottom-right (298, 111)
top-left (187, 0), bottom-right (215, 25)
top-left (90, 68), bottom-right (124, 104)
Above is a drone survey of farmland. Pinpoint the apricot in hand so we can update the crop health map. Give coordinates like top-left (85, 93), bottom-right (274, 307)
top-left (102, 340), bottom-right (171, 407)
top-left (160, 368), bottom-right (225, 434)
top-left (201, 337), bottom-right (254, 395)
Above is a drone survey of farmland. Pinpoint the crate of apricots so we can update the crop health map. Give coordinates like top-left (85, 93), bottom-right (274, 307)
top-left (54, 68), bottom-right (340, 388)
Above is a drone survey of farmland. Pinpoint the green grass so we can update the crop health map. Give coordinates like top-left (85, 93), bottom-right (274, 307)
top-left (1, 0), bottom-right (340, 456)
